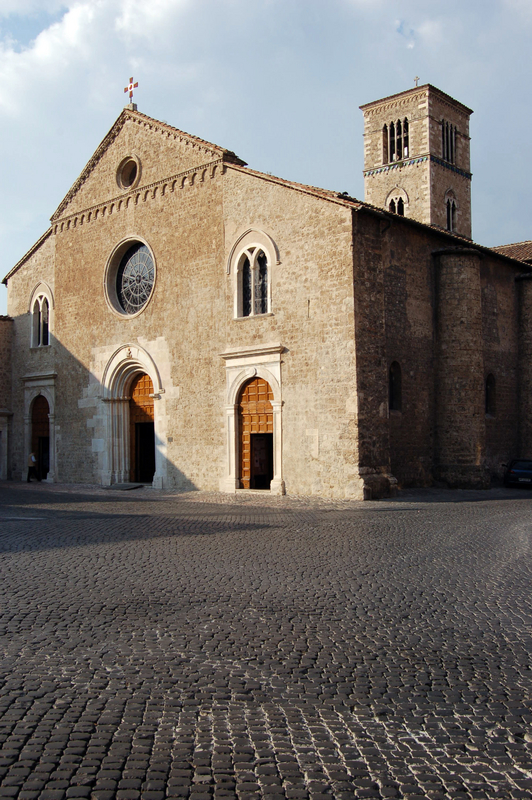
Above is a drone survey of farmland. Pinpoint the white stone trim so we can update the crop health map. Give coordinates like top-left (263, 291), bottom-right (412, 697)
top-left (22, 372), bottom-right (57, 483)
top-left (227, 229), bottom-right (279, 319)
top-left (219, 343), bottom-right (284, 495)
top-left (29, 282), bottom-right (54, 348)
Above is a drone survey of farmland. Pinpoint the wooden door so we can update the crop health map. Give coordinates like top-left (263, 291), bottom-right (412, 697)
top-left (129, 373), bottom-right (155, 483)
top-left (238, 377), bottom-right (273, 489)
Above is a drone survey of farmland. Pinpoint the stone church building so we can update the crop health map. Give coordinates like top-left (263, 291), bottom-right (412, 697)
top-left (1, 83), bottom-right (532, 499)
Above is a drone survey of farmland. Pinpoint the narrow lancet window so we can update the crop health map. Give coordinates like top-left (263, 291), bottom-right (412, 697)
top-left (396, 119), bottom-right (402, 160)
top-left (256, 251), bottom-right (268, 314)
top-left (389, 122), bottom-right (396, 161)
top-left (242, 258), bottom-right (252, 317)
top-left (397, 198), bottom-right (405, 216)
top-left (389, 362), bottom-right (402, 411)
top-left (403, 118), bottom-right (409, 157)
top-left (389, 199), bottom-right (396, 213)
top-left (41, 298), bottom-right (49, 346)
top-left (485, 374), bottom-right (496, 416)
top-left (382, 125), bottom-right (388, 164)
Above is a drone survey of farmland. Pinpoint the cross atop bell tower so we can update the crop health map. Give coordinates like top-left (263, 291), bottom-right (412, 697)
top-left (360, 84), bottom-right (473, 238)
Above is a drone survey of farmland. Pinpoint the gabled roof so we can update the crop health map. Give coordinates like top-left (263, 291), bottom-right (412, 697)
top-left (492, 241), bottom-right (532, 264)
top-left (51, 106), bottom-right (246, 221)
top-left (2, 228), bottom-right (52, 285)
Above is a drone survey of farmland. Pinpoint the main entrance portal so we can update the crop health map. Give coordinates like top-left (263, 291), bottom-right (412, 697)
top-left (129, 373), bottom-right (155, 483)
top-left (31, 395), bottom-right (49, 480)
top-left (238, 377), bottom-right (274, 489)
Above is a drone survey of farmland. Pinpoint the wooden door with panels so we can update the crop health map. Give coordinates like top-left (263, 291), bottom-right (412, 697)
top-left (238, 377), bottom-right (274, 490)
top-left (129, 373), bottom-right (155, 483)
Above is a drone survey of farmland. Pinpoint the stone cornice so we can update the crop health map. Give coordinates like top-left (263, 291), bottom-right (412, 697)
top-left (364, 154), bottom-right (472, 180)
top-left (220, 343), bottom-right (284, 360)
top-left (52, 158), bottom-right (225, 234)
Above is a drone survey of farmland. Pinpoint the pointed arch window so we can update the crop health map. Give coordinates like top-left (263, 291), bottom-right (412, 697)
top-left (446, 198), bottom-right (457, 232)
top-left (31, 293), bottom-right (52, 347)
top-left (237, 247), bottom-right (271, 317)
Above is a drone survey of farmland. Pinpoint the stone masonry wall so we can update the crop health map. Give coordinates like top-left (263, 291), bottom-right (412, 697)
top-left (223, 169), bottom-right (361, 498)
top-left (7, 233), bottom-right (56, 480)
top-left (434, 249), bottom-right (489, 487)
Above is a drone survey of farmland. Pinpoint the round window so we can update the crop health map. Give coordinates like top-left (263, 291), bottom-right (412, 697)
top-left (104, 239), bottom-right (156, 317)
top-left (116, 244), bottom-right (155, 314)
top-left (117, 156), bottom-right (141, 190)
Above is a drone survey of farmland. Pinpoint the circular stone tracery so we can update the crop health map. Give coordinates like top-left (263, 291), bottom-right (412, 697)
top-left (116, 243), bottom-right (155, 315)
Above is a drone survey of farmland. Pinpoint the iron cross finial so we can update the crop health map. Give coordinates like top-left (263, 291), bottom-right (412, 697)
top-left (124, 77), bottom-right (138, 102)
top-left (414, 76), bottom-right (420, 87)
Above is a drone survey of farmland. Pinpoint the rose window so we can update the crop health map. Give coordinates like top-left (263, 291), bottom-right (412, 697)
top-left (116, 244), bottom-right (155, 314)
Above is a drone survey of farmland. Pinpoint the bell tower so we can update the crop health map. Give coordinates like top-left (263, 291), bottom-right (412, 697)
top-left (360, 84), bottom-right (473, 238)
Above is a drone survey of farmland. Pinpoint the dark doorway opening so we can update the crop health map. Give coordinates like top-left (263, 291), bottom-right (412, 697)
top-left (32, 394), bottom-right (50, 480)
top-left (250, 433), bottom-right (273, 489)
top-left (135, 422), bottom-right (155, 483)
top-left (38, 437), bottom-right (50, 480)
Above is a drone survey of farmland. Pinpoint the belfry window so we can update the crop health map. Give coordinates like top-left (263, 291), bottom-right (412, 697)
top-left (389, 361), bottom-right (402, 411)
top-left (237, 247), bottom-right (270, 317)
top-left (388, 193), bottom-right (407, 217)
top-left (442, 120), bottom-right (457, 164)
top-left (32, 296), bottom-right (50, 347)
top-left (383, 117), bottom-right (409, 163)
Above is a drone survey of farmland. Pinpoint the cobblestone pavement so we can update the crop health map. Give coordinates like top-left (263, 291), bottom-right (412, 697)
top-left (1, 483), bottom-right (532, 800)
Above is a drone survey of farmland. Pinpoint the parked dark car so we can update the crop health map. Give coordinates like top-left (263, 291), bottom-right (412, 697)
top-left (503, 459), bottom-right (532, 487)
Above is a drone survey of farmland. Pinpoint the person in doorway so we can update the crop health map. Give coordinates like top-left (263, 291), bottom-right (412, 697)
top-left (27, 452), bottom-right (40, 482)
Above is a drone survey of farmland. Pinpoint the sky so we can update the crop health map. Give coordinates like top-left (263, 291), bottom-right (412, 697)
top-left (0, 0), bottom-right (531, 316)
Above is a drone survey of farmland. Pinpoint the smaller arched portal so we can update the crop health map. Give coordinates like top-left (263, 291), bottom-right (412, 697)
top-left (31, 395), bottom-right (50, 480)
top-left (220, 343), bottom-right (285, 495)
top-left (101, 343), bottom-right (164, 486)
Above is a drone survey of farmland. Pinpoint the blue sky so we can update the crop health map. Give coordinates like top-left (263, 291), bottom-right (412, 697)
top-left (0, 0), bottom-right (531, 315)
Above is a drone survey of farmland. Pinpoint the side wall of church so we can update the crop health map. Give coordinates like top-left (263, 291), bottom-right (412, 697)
top-left (223, 169), bottom-right (361, 498)
top-left (6, 234), bottom-right (56, 480)
top-left (357, 213), bottom-right (521, 489)
top-left (481, 258), bottom-right (521, 476)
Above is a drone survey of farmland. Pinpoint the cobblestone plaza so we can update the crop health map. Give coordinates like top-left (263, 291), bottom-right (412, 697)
top-left (1, 484), bottom-right (531, 799)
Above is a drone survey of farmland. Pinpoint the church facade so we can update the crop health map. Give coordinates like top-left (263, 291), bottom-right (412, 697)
top-left (1, 84), bottom-right (532, 499)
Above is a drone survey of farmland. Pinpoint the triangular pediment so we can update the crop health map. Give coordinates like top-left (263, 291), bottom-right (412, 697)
top-left (51, 108), bottom-right (245, 221)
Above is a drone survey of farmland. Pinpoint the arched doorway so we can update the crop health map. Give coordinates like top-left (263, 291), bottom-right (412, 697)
top-left (31, 395), bottom-right (49, 480)
top-left (129, 373), bottom-right (155, 483)
top-left (238, 377), bottom-right (274, 489)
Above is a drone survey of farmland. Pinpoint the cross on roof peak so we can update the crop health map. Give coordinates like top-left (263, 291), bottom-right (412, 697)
top-left (124, 77), bottom-right (138, 105)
